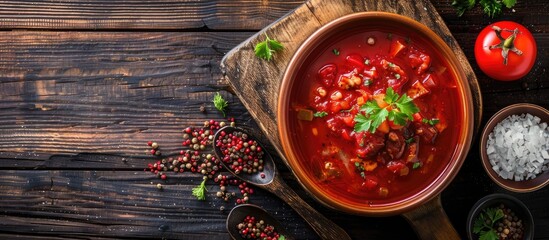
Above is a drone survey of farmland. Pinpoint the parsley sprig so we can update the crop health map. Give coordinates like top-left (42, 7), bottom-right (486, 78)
top-left (213, 92), bottom-right (228, 117)
top-left (192, 176), bottom-right (208, 201)
top-left (354, 87), bottom-right (419, 133)
top-left (254, 34), bottom-right (284, 61)
top-left (473, 207), bottom-right (504, 240)
top-left (452, 0), bottom-right (517, 18)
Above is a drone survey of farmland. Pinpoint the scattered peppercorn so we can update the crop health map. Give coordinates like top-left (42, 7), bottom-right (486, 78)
top-left (144, 119), bottom-right (256, 205)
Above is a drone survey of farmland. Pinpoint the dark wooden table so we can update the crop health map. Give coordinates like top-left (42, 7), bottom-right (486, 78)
top-left (0, 1), bottom-right (547, 239)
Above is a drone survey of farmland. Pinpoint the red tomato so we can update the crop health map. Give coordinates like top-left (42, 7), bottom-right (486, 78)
top-left (474, 21), bottom-right (537, 81)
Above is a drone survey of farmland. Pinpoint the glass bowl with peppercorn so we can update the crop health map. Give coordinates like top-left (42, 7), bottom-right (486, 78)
top-left (467, 193), bottom-right (534, 240)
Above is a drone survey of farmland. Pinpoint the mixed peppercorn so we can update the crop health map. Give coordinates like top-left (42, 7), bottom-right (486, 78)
top-left (144, 118), bottom-right (264, 205)
top-left (215, 129), bottom-right (266, 175)
top-left (237, 215), bottom-right (284, 240)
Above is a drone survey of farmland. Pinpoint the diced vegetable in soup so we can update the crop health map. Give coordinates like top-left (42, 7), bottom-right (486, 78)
top-left (291, 31), bottom-right (461, 204)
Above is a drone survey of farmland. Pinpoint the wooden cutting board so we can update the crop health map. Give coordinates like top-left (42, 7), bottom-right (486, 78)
top-left (221, 0), bottom-right (482, 160)
top-left (221, 1), bottom-right (482, 238)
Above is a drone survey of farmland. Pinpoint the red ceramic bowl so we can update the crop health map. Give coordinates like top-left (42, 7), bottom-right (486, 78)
top-left (277, 12), bottom-right (474, 216)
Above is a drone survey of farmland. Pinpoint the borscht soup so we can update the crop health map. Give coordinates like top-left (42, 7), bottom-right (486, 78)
top-left (286, 26), bottom-right (464, 206)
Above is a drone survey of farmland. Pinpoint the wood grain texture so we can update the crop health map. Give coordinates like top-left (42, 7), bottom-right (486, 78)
top-left (0, 0), bottom-right (303, 30)
top-left (0, 31), bottom-right (255, 159)
top-left (0, 0), bottom-right (548, 239)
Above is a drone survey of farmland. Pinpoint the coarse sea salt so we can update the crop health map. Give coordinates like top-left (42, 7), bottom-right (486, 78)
top-left (486, 113), bottom-right (549, 181)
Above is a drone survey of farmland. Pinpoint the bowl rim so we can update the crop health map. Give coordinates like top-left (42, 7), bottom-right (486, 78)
top-left (466, 193), bottom-right (534, 240)
top-left (277, 11), bottom-right (474, 216)
top-left (479, 103), bottom-right (549, 193)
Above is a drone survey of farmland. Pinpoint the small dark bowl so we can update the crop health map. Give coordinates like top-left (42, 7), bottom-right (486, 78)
top-left (467, 193), bottom-right (534, 240)
top-left (479, 103), bottom-right (549, 192)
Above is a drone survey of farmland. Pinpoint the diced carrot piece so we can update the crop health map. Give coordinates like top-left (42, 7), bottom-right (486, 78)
top-left (312, 127), bottom-right (318, 136)
top-left (407, 80), bottom-right (430, 99)
top-left (389, 40), bottom-right (407, 57)
top-left (357, 96), bottom-right (365, 106)
top-left (377, 120), bottom-right (390, 134)
top-left (373, 94), bottom-right (388, 108)
top-left (340, 100), bottom-right (351, 110)
top-left (388, 120), bottom-right (405, 130)
top-left (399, 166), bottom-right (410, 176)
top-left (363, 160), bottom-right (378, 171)
top-left (341, 115), bottom-right (355, 127)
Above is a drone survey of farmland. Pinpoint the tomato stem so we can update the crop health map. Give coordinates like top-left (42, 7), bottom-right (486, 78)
top-left (488, 26), bottom-right (523, 65)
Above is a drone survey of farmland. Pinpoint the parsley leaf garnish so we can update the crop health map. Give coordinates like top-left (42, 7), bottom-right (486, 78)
top-left (452, 0), bottom-right (516, 18)
top-left (213, 92), bottom-right (228, 117)
top-left (313, 111), bottom-right (328, 118)
top-left (354, 87), bottom-right (419, 133)
top-left (413, 162), bottom-right (422, 169)
top-left (254, 34), bottom-right (283, 61)
top-left (332, 48), bottom-right (340, 56)
top-left (473, 207), bottom-right (504, 240)
top-left (192, 177), bottom-right (208, 201)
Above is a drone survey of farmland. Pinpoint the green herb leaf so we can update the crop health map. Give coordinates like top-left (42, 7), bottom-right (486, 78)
top-left (213, 92), bottom-right (229, 117)
top-left (395, 73), bottom-right (401, 79)
top-left (479, 230), bottom-right (498, 240)
top-left (405, 138), bottom-right (415, 144)
top-left (473, 208), bottom-right (505, 240)
top-left (364, 59), bottom-right (370, 65)
top-left (355, 100), bottom-right (389, 133)
top-left (364, 79), bottom-right (372, 86)
top-left (384, 87), bottom-right (399, 104)
top-left (279, 235), bottom-right (286, 240)
top-left (254, 34), bottom-right (284, 61)
top-left (413, 162), bottom-right (422, 169)
top-left (502, 0), bottom-right (516, 8)
top-left (452, 0), bottom-right (477, 17)
top-left (354, 113), bottom-right (372, 133)
top-left (394, 93), bottom-right (419, 119)
top-left (192, 177), bottom-right (208, 201)
top-left (332, 48), bottom-right (340, 56)
top-left (313, 111), bottom-right (328, 118)
top-left (355, 87), bottom-right (419, 133)
top-left (422, 118), bottom-right (440, 126)
top-left (479, 0), bottom-right (503, 18)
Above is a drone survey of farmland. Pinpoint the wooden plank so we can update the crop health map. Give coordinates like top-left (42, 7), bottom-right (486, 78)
top-left (0, 170), bottom-right (420, 239)
top-left (220, 0), bottom-right (483, 163)
top-left (0, 31), bottom-right (257, 163)
top-left (0, 0), bottom-right (304, 30)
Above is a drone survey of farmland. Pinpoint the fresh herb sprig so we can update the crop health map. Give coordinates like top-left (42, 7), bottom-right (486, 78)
top-left (254, 34), bottom-right (284, 61)
top-left (192, 176), bottom-right (208, 201)
top-left (313, 111), bottom-right (328, 118)
top-left (213, 92), bottom-right (228, 117)
top-left (354, 87), bottom-right (419, 133)
top-left (452, 0), bottom-right (517, 18)
top-left (473, 207), bottom-right (504, 240)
